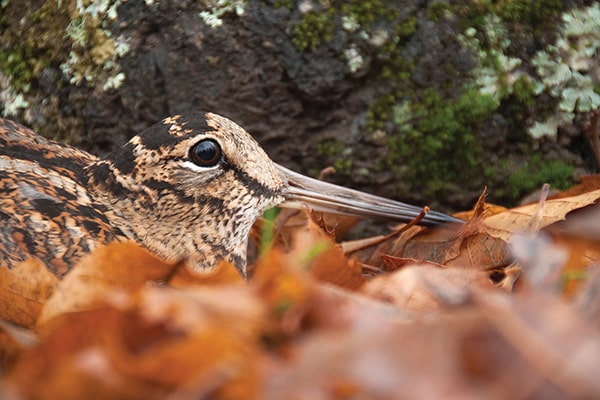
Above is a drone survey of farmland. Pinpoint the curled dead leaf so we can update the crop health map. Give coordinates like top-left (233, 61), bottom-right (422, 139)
top-left (351, 221), bottom-right (511, 276)
top-left (290, 216), bottom-right (365, 290)
top-left (483, 189), bottom-right (600, 241)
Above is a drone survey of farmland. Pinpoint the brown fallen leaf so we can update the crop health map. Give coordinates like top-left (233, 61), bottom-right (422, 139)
top-left (473, 287), bottom-right (600, 398)
top-left (273, 209), bottom-right (361, 242)
top-left (252, 248), bottom-right (315, 339)
top-left (380, 255), bottom-right (446, 271)
top-left (453, 203), bottom-right (508, 221)
top-left (38, 241), bottom-right (179, 329)
top-left (483, 188), bottom-right (600, 241)
top-left (361, 262), bottom-right (499, 313)
top-left (306, 282), bottom-right (414, 328)
top-left (261, 306), bottom-right (509, 400)
top-left (0, 319), bottom-right (38, 370)
top-left (574, 267), bottom-right (600, 326)
top-left (351, 221), bottom-right (511, 276)
top-left (377, 254), bottom-right (522, 291)
top-left (6, 165), bottom-right (600, 400)
top-left (406, 231), bottom-right (511, 269)
top-left (0, 258), bottom-right (58, 328)
top-left (550, 202), bottom-right (600, 241)
top-left (4, 285), bottom-right (265, 400)
top-left (290, 216), bottom-right (365, 290)
top-left (543, 207), bottom-right (600, 296)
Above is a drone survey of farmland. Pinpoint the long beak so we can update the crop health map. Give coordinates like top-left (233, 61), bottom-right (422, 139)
top-left (276, 165), bottom-right (462, 227)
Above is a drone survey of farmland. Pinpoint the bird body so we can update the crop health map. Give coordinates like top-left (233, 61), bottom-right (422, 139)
top-left (0, 118), bottom-right (125, 276)
top-left (0, 112), bottom-right (460, 277)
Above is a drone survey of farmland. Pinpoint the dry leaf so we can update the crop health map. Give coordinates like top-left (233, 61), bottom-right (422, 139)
top-left (0, 320), bottom-right (37, 370)
top-left (574, 267), bottom-right (600, 326)
top-left (352, 222), bottom-right (511, 275)
top-left (550, 203), bottom-right (600, 241)
top-left (290, 216), bottom-right (365, 290)
top-left (380, 255), bottom-right (446, 271)
top-left (38, 242), bottom-right (178, 329)
top-left (275, 209), bottom-right (360, 241)
top-left (0, 258), bottom-right (58, 328)
top-left (252, 248), bottom-right (315, 339)
top-left (306, 282), bottom-right (413, 328)
top-left (5, 285), bottom-right (265, 400)
top-left (473, 288), bottom-right (600, 398)
top-left (405, 231), bottom-right (510, 269)
top-left (262, 307), bottom-right (495, 400)
top-left (483, 189), bottom-right (600, 241)
top-left (361, 263), bottom-right (497, 313)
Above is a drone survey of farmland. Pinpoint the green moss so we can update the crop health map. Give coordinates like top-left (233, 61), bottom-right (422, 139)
top-left (0, 0), bottom-right (129, 102)
top-left (507, 155), bottom-right (574, 201)
top-left (360, 10), bottom-right (419, 150)
top-left (340, 0), bottom-right (393, 27)
top-left (0, 48), bottom-right (36, 92)
top-left (272, 0), bottom-right (291, 9)
top-left (494, 0), bottom-right (529, 20)
top-left (384, 88), bottom-right (497, 196)
top-left (495, 0), bottom-right (565, 22)
top-left (293, 8), bottom-right (335, 51)
top-left (371, 17), bottom-right (417, 85)
top-left (317, 139), bottom-right (343, 157)
top-left (0, 1), bottom-right (70, 92)
top-left (461, 0), bottom-right (565, 42)
top-left (472, 0), bottom-right (564, 20)
top-left (395, 15), bottom-right (416, 37)
top-left (292, 0), bottom-right (404, 52)
top-left (333, 157), bottom-right (353, 175)
top-left (512, 74), bottom-right (535, 106)
top-left (316, 138), bottom-right (353, 175)
top-left (367, 92), bottom-right (397, 131)
top-left (427, 1), bottom-right (454, 22)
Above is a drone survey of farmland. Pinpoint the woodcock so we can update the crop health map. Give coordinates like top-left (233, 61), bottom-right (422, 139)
top-left (0, 112), bottom-right (461, 277)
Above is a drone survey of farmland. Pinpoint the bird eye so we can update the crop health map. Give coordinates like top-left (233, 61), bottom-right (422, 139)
top-left (189, 139), bottom-right (222, 167)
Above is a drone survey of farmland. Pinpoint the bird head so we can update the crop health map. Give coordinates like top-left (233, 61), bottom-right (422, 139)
top-left (88, 112), bottom-right (460, 275)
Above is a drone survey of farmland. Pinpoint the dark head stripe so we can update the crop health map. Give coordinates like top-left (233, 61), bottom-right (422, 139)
top-left (229, 164), bottom-right (280, 199)
top-left (139, 113), bottom-right (212, 150)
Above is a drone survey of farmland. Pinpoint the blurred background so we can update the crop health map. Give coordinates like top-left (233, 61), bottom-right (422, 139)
top-left (0, 0), bottom-right (598, 212)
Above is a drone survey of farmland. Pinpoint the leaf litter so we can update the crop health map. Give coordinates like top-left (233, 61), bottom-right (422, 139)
top-left (3, 177), bottom-right (600, 398)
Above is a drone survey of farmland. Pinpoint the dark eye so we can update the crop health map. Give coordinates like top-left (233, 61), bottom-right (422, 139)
top-left (189, 139), bottom-right (222, 167)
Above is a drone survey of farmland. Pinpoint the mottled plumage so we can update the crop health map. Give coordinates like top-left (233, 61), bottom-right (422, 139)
top-left (0, 119), bottom-right (125, 276)
top-left (0, 112), bottom-right (460, 278)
